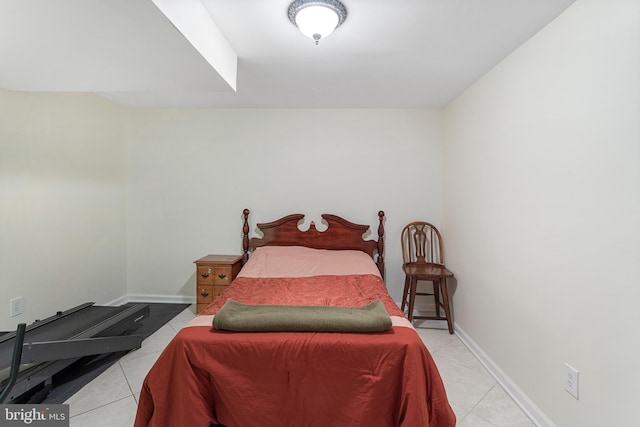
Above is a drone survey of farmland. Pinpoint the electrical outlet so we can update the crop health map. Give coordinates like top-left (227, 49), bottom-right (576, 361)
top-left (565, 362), bottom-right (579, 399)
top-left (10, 296), bottom-right (24, 317)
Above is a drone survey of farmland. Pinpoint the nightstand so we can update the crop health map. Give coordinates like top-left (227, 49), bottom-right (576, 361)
top-left (194, 255), bottom-right (243, 314)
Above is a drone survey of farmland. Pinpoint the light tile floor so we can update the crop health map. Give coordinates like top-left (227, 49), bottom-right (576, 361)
top-left (65, 307), bottom-right (535, 427)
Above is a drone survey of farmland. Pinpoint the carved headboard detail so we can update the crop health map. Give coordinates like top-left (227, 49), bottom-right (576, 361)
top-left (241, 209), bottom-right (385, 279)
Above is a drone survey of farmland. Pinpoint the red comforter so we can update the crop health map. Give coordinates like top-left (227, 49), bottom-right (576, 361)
top-left (134, 275), bottom-right (456, 427)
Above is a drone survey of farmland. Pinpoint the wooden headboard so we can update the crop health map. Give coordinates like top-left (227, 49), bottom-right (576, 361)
top-left (241, 209), bottom-right (385, 278)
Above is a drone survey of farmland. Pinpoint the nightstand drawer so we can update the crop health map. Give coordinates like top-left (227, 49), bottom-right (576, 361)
top-left (213, 267), bottom-right (233, 285)
top-left (197, 285), bottom-right (214, 304)
top-left (196, 266), bottom-right (214, 285)
top-left (213, 285), bottom-right (229, 299)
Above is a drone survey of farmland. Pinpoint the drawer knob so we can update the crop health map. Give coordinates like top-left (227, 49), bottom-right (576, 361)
top-left (200, 273), bottom-right (210, 278)
top-left (200, 290), bottom-right (210, 297)
top-left (218, 274), bottom-right (227, 280)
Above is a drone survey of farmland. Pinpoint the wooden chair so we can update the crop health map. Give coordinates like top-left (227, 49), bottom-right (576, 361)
top-left (400, 222), bottom-right (455, 334)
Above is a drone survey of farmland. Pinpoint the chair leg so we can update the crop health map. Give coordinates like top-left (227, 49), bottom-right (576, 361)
top-left (433, 280), bottom-right (441, 317)
top-left (401, 275), bottom-right (410, 312)
top-left (439, 279), bottom-right (454, 334)
top-left (407, 278), bottom-right (418, 322)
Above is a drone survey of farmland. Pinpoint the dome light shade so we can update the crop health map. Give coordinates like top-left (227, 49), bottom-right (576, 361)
top-left (288, 0), bottom-right (347, 45)
top-left (295, 6), bottom-right (339, 41)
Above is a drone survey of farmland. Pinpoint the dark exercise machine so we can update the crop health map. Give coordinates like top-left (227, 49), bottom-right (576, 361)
top-left (0, 302), bottom-right (149, 403)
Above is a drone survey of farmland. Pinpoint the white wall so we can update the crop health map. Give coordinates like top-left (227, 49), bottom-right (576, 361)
top-left (0, 93), bottom-right (444, 326)
top-left (0, 89), bottom-right (128, 330)
top-left (442, 0), bottom-right (640, 425)
top-left (125, 109), bottom-right (443, 302)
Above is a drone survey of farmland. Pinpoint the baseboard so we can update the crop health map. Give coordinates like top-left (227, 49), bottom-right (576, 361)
top-left (103, 294), bottom-right (196, 306)
top-left (103, 295), bottom-right (129, 306)
top-left (454, 323), bottom-right (556, 427)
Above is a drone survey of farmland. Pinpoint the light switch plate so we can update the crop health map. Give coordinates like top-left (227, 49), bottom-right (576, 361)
top-left (565, 362), bottom-right (579, 399)
top-left (10, 296), bottom-right (24, 317)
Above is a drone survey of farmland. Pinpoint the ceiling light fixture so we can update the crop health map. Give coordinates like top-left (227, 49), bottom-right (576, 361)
top-left (288, 0), bottom-right (347, 45)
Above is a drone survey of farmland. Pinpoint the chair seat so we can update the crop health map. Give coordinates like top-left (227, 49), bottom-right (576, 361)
top-left (402, 263), bottom-right (453, 279)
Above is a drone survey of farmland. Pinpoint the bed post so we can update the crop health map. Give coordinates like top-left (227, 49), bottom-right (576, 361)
top-left (377, 210), bottom-right (385, 279)
top-left (242, 209), bottom-right (250, 264)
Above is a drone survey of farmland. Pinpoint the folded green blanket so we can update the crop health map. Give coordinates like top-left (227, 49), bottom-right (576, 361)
top-left (213, 299), bottom-right (392, 333)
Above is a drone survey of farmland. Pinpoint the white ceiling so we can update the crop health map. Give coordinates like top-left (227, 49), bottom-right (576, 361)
top-left (0, 0), bottom-right (575, 109)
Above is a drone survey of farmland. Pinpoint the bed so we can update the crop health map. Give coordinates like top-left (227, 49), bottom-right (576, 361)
top-left (134, 210), bottom-right (456, 427)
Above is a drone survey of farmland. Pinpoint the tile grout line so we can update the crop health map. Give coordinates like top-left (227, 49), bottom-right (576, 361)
top-left (118, 359), bottom-right (140, 402)
top-left (69, 393), bottom-right (134, 419)
top-left (459, 383), bottom-right (500, 426)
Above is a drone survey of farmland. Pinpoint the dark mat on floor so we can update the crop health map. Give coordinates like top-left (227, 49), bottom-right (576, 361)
top-left (30, 302), bottom-right (190, 404)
